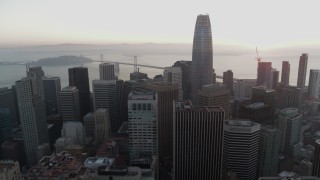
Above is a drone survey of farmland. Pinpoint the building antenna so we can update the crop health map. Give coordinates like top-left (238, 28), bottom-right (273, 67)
top-left (100, 54), bottom-right (103, 64)
top-left (134, 56), bottom-right (138, 73)
top-left (256, 47), bottom-right (262, 62)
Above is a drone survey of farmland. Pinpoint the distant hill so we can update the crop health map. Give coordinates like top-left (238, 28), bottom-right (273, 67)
top-left (30, 55), bottom-right (92, 66)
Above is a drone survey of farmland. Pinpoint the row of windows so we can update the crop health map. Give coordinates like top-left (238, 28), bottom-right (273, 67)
top-left (132, 103), bottom-right (152, 110)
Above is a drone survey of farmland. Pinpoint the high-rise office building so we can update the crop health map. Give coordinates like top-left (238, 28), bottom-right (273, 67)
top-left (233, 80), bottom-right (246, 100)
top-left (281, 61), bottom-right (290, 85)
top-left (92, 80), bottom-right (118, 132)
top-left (99, 63), bottom-right (115, 80)
top-left (33, 96), bottom-right (49, 144)
top-left (251, 86), bottom-right (276, 111)
top-left (27, 66), bottom-right (45, 78)
top-left (278, 108), bottom-right (302, 155)
top-left (312, 139), bottom-right (320, 177)
top-left (239, 102), bottom-right (274, 125)
top-left (59, 86), bottom-right (80, 121)
top-left (257, 62), bottom-right (272, 88)
top-left (191, 14), bottom-right (213, 104)
top-left (259, 126), bottom-right (280, 177)
top-left (271, 69), bottom-right (279, 89)
top-left (297, 54), bottom-right (308, 88)
top-left (276, 85), bottom-right (302, 110)
top-left (145, 82), bottom-right (178, 159)
top-left (198, 83), bottom-right (230, 119)
top-left (164, 67), bottom-right (183, 100)
top-left (173, 60), bottom-right (192, 100)
top-left (128, 89), bottom-right (157, 160)
top-left (94, 108), bottom-right (111, 145)
top-left (213, 68), bottom-right (217, 84)
top-left (173, 100), bottom-right (224, 180)
top-left (83, 112), bottom-right (95, 138)
top-left (0, 88), bottom-right (19, 125)
top-left (223, 120), bottom-right (260, 180)
top-left (42, 77), bottom-right (61, 115)
top-left (26, 66), bottom-right (45, 100)
top-left (308, 69), bottom-right (320, 99)
top-left (116, 80), bottom-right (130, 131)
top-left (68, 67), bottom-right (91, 118)
top-left (15, 78), bottom-right (39, 166)
top-left (61, 121), bottom-right (86, 145)
top-left (223, 70), bottom-right (233, 94)
top-left (0, 109), bottom-right (12, 144)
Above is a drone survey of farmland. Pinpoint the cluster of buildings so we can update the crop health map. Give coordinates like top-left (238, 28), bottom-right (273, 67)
top-left (1, 14), bottom-right (320, 180)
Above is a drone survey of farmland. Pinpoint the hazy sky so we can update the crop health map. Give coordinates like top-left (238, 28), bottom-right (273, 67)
top-left (0, 0), bottom-right (319, 48)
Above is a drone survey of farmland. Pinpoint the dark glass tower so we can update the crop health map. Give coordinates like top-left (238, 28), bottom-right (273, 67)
top-left (191, 14), bottom-right (213, 104)
top-left (297, 54), bottom-right (308, 88)
top-left (68, 67), bottom-right (91, 119)
top-left (281, 61), bottom-right (290, 85)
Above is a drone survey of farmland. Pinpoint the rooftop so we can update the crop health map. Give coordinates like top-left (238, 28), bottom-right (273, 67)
top-left (246, 102), bottom-right (267, 109)
top-left (226, 119), bottom-right (255, 127)
top-left (28, 151), bottom-right (83, 178)
top-left (61, 86), bottom-right (77, 91)
top-left (175, 100), bottom-right (224, 112)
top-left (0, 160), bottom-right (19, 172)
top-left (84, 157), bottom-right (114, 168)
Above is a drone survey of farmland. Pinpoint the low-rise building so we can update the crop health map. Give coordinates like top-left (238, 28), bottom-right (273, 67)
top-left (0, 160), bottom-right (21, 180)
top-left (27, 151), bottom-right (88, 179)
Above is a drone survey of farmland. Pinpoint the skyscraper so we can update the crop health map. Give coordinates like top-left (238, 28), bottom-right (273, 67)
top-left (164, 67), bottom-right (183, 100)
top-left (223, 119), bottom-right (260, 180)
top-left (59, 86), bottom-right (80, 121)
top-left (173, 100), bottom-right (224, 180)
top-left (297, 54), bottom-right (308, 88)
top-left (259, 126), bottom-right (280, 177)
top-left (257, 62), bottom-right (272, 88)
top-left (33, 96), bottom-right (49, 144)
top-left (0, 87), bottom-right (19, 125)
top-left (198, 83), bottom-right (230, 119)
top-left (92, 80), bottom-right (118, 132)
top-left (173, 60), bottom-right (192, 100)
top-left (27, 66), bottom-right (45, 100)
top-left (128, 89), bottom-right (157, 160)
top-left (271, 69), bottom-right (279, 89)
top-left (99, 63), bottom-right (115, 80)
top-left (191, 14), bottom-right (213, 104)
top-left (312, 139), bottom-right (320, 177)
top-left (281, 61), bottom-right (290, 85)
top-left (308, 69), bottom-right (320, 99)
top-left (83, 112), bottom-right (95, 138)
top-left (278, 108), bottom-right (302, 156)
top-left (15, 78), bottom-right (40, 166)
top-left (60, 121), bottom-right (86, 145)
top-left (68, 67), bottom-right (91, 118)
top-left (276, 85), bottom-right (302, 110)
top-left (145, 82), bottom-right (178, 160)
top-left (42, 77), bottom-right (61, 115)
top-left (0, 109), bottom-right (12, 144)
top-left (223, 70), bottom-right (233, 94)
top-left (94, 108), bottom-right (111, 145)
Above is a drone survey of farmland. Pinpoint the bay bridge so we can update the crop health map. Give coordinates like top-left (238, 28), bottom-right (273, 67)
top-left (90, 55), bottom-right (233, 80)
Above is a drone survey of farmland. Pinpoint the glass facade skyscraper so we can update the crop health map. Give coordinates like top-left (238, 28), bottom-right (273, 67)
top-left (191, 14), bottom-right (213, 104)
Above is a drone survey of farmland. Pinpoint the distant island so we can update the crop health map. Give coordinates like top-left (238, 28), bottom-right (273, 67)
top-left (29, 55), bottom-right (93, 66)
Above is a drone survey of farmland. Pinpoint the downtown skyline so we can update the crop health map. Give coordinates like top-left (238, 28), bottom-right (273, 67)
top-left (0, 0), bottom-right (320, 48)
